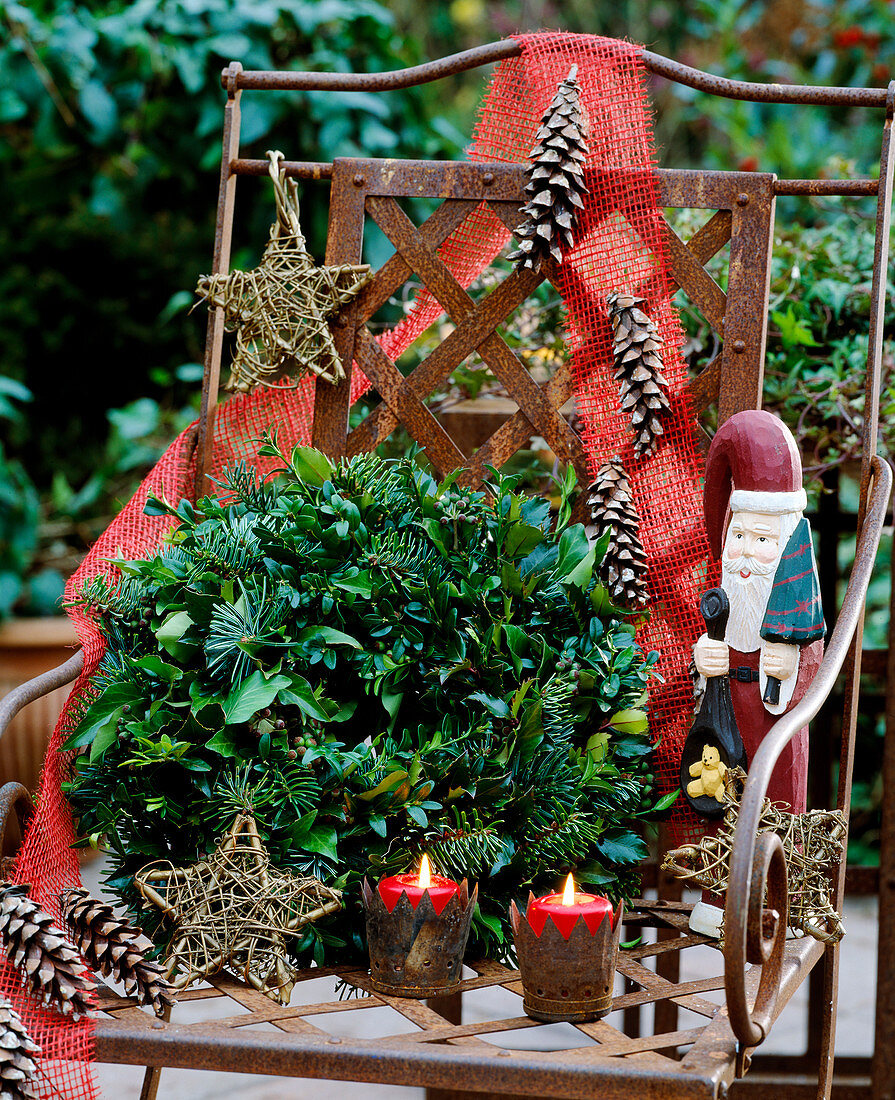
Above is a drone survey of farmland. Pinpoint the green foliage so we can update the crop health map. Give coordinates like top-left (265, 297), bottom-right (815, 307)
top-left (673, 199), bottom-right (895, 483)
top-left (0, 377), bottom-right (44, 617)
top-left (65, 445), bottom-right (664, 966)
top-left (0, 0), bottom-right (462, 489)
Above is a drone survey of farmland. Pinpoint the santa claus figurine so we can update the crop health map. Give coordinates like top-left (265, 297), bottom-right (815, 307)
top-left (688, 409), bottom-right (825, 936)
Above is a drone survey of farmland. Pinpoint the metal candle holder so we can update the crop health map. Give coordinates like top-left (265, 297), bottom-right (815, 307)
top-left (362, 877), bottom-right (477, 998)
top-left (510, 893), bottom-right (623, 1022)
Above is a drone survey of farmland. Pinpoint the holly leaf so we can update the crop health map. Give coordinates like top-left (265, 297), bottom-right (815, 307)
top-left (598, 831), bottom-right (649, 865)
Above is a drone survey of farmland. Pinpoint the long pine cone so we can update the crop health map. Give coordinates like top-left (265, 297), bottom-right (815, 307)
top-left (508, 65), bottom-right (589, 272)
top-left (0, 883), bottom-right (95, 1019)
top-left (587, 457), bottom-right (649, 609)
top-left (607, 293), bottom-right (671, 457)
top-left (61, 888), bottom-right (175, 1018)
top-left (0, 994), bottom-right (40, 1100)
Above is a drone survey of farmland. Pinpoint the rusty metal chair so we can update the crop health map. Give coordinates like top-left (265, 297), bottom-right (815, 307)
top-left (0, 41), bottom-right (892, 1100)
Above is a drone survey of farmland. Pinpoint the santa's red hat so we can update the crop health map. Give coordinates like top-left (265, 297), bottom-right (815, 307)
top-left (703, 410), bottom-right (806, 558)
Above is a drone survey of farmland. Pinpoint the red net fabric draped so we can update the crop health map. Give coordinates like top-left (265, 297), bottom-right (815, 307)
top-left (12, 33), bottom-right (708, 1096)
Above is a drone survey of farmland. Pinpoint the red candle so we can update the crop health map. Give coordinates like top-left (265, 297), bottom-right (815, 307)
top-left (527, 874), bottom-right (614, 940)
top-left (377, 854), bottom-right (460, 916)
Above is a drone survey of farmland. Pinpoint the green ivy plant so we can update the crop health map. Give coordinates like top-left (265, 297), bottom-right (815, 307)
top-left (65, 443), bottom-right (668, 966)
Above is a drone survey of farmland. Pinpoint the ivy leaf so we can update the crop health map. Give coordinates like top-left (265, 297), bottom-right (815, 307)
top-left (224, 671), bottom-right (291, 724)
top-left (155, 610), bottom-right (196, 661)
top-left (505, 522), bottom-right (543, 558)
top-left (606, 708), bottom-right (648, 736)
top-left (562, 545), bottom-right (596, 589)
top-left (278, 675), bottom-right (330, 722)
top-left (205, 727), bottom-right (240, 758)
top-left (131, 655), bottom-right (181, 682)
top-left (87, 713), bottom-right (124, 761)
top-left (299, 825), bottom-right (338, 861)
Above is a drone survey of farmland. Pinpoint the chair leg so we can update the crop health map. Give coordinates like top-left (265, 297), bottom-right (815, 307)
top-left (815, 941), bottom-right (840, 1100)
top-left (139, 1065), bottom-right (163, 1100)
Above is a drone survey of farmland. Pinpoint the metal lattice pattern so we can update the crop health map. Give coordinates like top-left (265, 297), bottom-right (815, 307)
top-left (93, 902), bottom-right (823, 1098)
top-left (309, 160), bottom-right (775, 484)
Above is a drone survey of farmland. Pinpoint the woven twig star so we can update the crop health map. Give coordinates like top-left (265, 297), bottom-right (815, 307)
top-left (662, 768), bottom-right (847, 944)
top-left (134, 814), bottom-right (342, 1004)
top-left (196, 149), bottom-right (371, 394)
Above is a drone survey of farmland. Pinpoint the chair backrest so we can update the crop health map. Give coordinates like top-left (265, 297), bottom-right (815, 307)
top-left (193, 49), bottom-right (890, 513)
top-left (309, 160), bottom-right (775, 482)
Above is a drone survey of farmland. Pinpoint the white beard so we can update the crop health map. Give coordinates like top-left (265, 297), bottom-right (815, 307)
top-left (720, 564), bottom-right (776, 653)
top-left (718, 509), bottom-right (803, 653)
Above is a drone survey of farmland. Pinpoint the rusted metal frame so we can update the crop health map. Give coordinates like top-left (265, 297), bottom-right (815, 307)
top-left (804, 468), bottom-right (842, 1065)
top-left (229, 155), bottom-right (880, 200)
top-left (722, 457), bottom-right (892, 1054)
top-left (681, 935), bottom-right (825, 1087)
top-left (716, 176), bottom-right (776, 423)
top-left (224, 40), bottom-right (889, 109)
top-left (194, 61), bottom-right (243, 501)
top-left (351, 327), bottom-right (469, 477)
top-left (364, 194), bottom-right (587, 478)
top-left (352, 200), bottom-right (480, 326)
top-left (347, 268), bottom-right (543, 462)
top-left (308, 163), bottom-right (366, 458)
top-left (208, 972), bottom-right (329, 1036)
top-left (660, 221), bottom-right (727, 333)
top-left (94, 1016), bottom-right (720, 1100)
top-left (874, 518), bottom-right (895, 1100)
top-left (858, 83), bottom-right (895, 1100)
top-left (0, 649), bottom-right (83, 742)
top-left (0, 784), bottom-right (33, 857)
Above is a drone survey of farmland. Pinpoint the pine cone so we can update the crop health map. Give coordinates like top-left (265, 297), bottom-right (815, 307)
top-left (607, 293), bottom-right (671, 457)
top-left (0, 883), bottom-right (95, 1019)
top-left (508, 65), bottom-right (589, 272)
top-left (60, 888), bottom-right (175, 1018)
top-left (0, 995), bottom-right (40, 1100)
top-left (587, 457), bottom-right (649, 609)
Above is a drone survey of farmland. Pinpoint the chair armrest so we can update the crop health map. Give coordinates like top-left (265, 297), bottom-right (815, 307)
top-left (723, 454), bottom-right (893, 1048)
top-left (0, 649), bottom-right (84, 743)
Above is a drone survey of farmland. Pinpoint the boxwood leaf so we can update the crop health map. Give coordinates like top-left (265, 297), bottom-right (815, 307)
top-left (290, 446), bottom-right (333, 486)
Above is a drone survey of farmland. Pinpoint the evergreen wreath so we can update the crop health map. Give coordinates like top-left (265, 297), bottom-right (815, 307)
top-left (64, 442), bottom-right (669, 965)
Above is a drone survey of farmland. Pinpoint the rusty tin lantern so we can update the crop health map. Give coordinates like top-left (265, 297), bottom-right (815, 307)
top-left (362, 877), bottom-right (477, 998)
top-left (511, 892), bottom-right (623, 1022)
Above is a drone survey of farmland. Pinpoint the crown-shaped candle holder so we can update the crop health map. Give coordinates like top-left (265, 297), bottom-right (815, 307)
top-left (510, 892), bottom-right (624, 1022)
top-left (362, 877), bottom-right (477, 998)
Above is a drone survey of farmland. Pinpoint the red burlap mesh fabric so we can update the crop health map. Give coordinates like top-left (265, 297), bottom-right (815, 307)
top-left (12, 33), bottom-right (712, 1096)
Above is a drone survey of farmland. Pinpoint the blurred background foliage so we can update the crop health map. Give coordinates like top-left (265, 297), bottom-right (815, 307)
top-left (0, 0), bottom-right (891, 845)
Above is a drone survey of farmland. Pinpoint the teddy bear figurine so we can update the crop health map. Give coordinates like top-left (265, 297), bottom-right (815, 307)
top-left (686, 744), bottom-right (728, 804)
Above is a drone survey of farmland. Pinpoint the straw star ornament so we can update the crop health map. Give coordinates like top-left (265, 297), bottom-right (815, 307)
top-left (134, 814), bottom-right (342, 1004)
top-left (196, 150), bottom-right (372, 394)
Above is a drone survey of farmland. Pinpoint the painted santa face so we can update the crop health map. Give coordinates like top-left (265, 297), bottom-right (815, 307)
top-left (721, 512), bottom-right (781, 579)
top-left (720, 511), bottom-right (784, 652)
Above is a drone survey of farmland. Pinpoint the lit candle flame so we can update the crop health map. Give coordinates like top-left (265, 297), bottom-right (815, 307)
top-left (561, 873), bottom-right (576, 906)
top-left (418, 853), bottom-right (432, 889)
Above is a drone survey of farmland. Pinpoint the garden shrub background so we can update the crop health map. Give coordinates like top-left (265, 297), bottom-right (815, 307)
top-left (0, 0), bottom-right (892, 859)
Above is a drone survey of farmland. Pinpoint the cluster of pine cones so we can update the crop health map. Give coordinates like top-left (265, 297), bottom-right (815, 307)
top-left (0, 880), bottom-right (176, 1098)
top-left (508, 69), bottom-right (680, 612)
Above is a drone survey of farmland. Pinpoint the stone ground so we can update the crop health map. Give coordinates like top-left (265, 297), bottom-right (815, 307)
top-left (82, 853), bottom-right (877, 1099)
